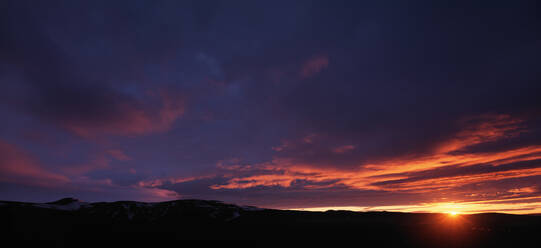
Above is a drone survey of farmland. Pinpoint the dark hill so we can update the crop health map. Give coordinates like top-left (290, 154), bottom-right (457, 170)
top-left (1, 199), bottom-right (540, 248)
top-left (46, 197), bottom-right (80, 205)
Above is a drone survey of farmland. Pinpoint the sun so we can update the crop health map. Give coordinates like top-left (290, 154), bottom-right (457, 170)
top-left (448, 211), bottom-right (459, 216)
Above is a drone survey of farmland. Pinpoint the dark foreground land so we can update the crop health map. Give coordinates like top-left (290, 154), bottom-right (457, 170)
top-left (1, 198), bottom-right (540, 248)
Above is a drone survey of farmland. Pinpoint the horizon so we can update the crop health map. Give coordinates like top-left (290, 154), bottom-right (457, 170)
top-left (3, 196), bottom-right (538, 215)
top-left (1, 1), bottom-right (540, 215)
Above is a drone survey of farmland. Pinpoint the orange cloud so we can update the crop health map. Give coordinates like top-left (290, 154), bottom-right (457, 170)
top-left (508, 187), bottom-right (536, 194)
top-left (210, 142), bottom-right (541, 193)
top-left (200, 114), bottom-right (541, 213)
top-left (434, 114), bottom-right (525, 153)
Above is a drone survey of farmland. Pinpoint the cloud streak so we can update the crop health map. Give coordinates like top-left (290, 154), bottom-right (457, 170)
top-left (61, 90), bottom-right (185, 138)
top-left (0, 140), bottom-right (69, 187)
top-left (141, 114), bottom-right (541, 213)
top-left (299, 55), bottom-right (329, 79)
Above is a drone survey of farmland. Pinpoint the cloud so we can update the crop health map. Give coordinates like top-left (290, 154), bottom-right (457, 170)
top-left (0, 178), bottom-right (180, 203)
top-left (332, 145), bottom-right (355, 154)
top-left (0, 6), bottom-right (185, 139)
top-left (299, 55), bottom-right (329, 78)
top-left (0, 140), bottom-right (178, 202)
top-left (0, 1), bottom-right (540, 213)
top-left (0, 140), bottom-right (69, 187)
top-left (107, 149), bottom-right (132, 161)
top-left (268, 114), bottom-right (529, 170)
top-left (137, 113), bottom-right (541, 212)
top-left (60, 90), bottom-right (186, 138)
top-left (508, 187), bottom-right (536, 194)
top-left (370, 158), bottom-right (541, 193)
top-left (64, 154), bottom-right (111, 175)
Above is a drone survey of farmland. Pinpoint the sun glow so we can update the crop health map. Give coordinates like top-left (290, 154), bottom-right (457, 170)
top-left (288, 197), bottom-right (541, 214)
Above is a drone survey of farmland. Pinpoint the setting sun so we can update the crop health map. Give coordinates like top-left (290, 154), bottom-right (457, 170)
top-left (449, 211), bottom-right (459, 216)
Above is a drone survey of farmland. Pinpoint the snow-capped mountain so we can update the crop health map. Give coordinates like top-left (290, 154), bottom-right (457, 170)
top-left (1, 197), bottom-right (264, 223)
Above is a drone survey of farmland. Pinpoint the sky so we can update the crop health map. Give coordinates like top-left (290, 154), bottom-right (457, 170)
top-left (0, 0), bottom-right (540, 214)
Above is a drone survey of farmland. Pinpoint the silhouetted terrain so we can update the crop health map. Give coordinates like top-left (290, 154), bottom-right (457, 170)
top-left (1, 198), bottom-right (540, 248)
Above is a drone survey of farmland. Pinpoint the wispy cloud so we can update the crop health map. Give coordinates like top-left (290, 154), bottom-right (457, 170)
top-left (140, 114), bottom-right (541, 213)
top-left (0, 140), bottom-right (69, 187)
top-left (299, 55), bottom-right (329, 79)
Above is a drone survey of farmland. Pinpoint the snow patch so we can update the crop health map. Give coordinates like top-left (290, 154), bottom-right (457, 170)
top-left (225, 211), bottom-right (240, 221)
top-left (240, 205), bottom-right (265, 211)
top-left (135, 202), bottom-right (152, 208)
top-left (33, 201), bottom-right (88, 211)
top-left (127, 211), bottom-right (135, 220)
top-left (195, 203), bottom-right (216, 209)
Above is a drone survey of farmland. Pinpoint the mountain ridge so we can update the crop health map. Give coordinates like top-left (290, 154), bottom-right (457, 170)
top-left (2, 198), bottom-right (541, 248)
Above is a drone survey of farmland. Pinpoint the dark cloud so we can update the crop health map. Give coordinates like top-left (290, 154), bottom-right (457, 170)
top-left (1, 1), bottom-right (186, 138)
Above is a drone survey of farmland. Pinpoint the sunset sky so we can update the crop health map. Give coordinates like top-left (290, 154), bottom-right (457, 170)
top-left (1, 1), bottom-right (540, 214)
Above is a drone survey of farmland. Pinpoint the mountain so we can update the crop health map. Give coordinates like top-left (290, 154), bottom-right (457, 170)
top-left (46, 197), bottom-right (82, 205)
top-left (1, 198), bottom-right (540, 248)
